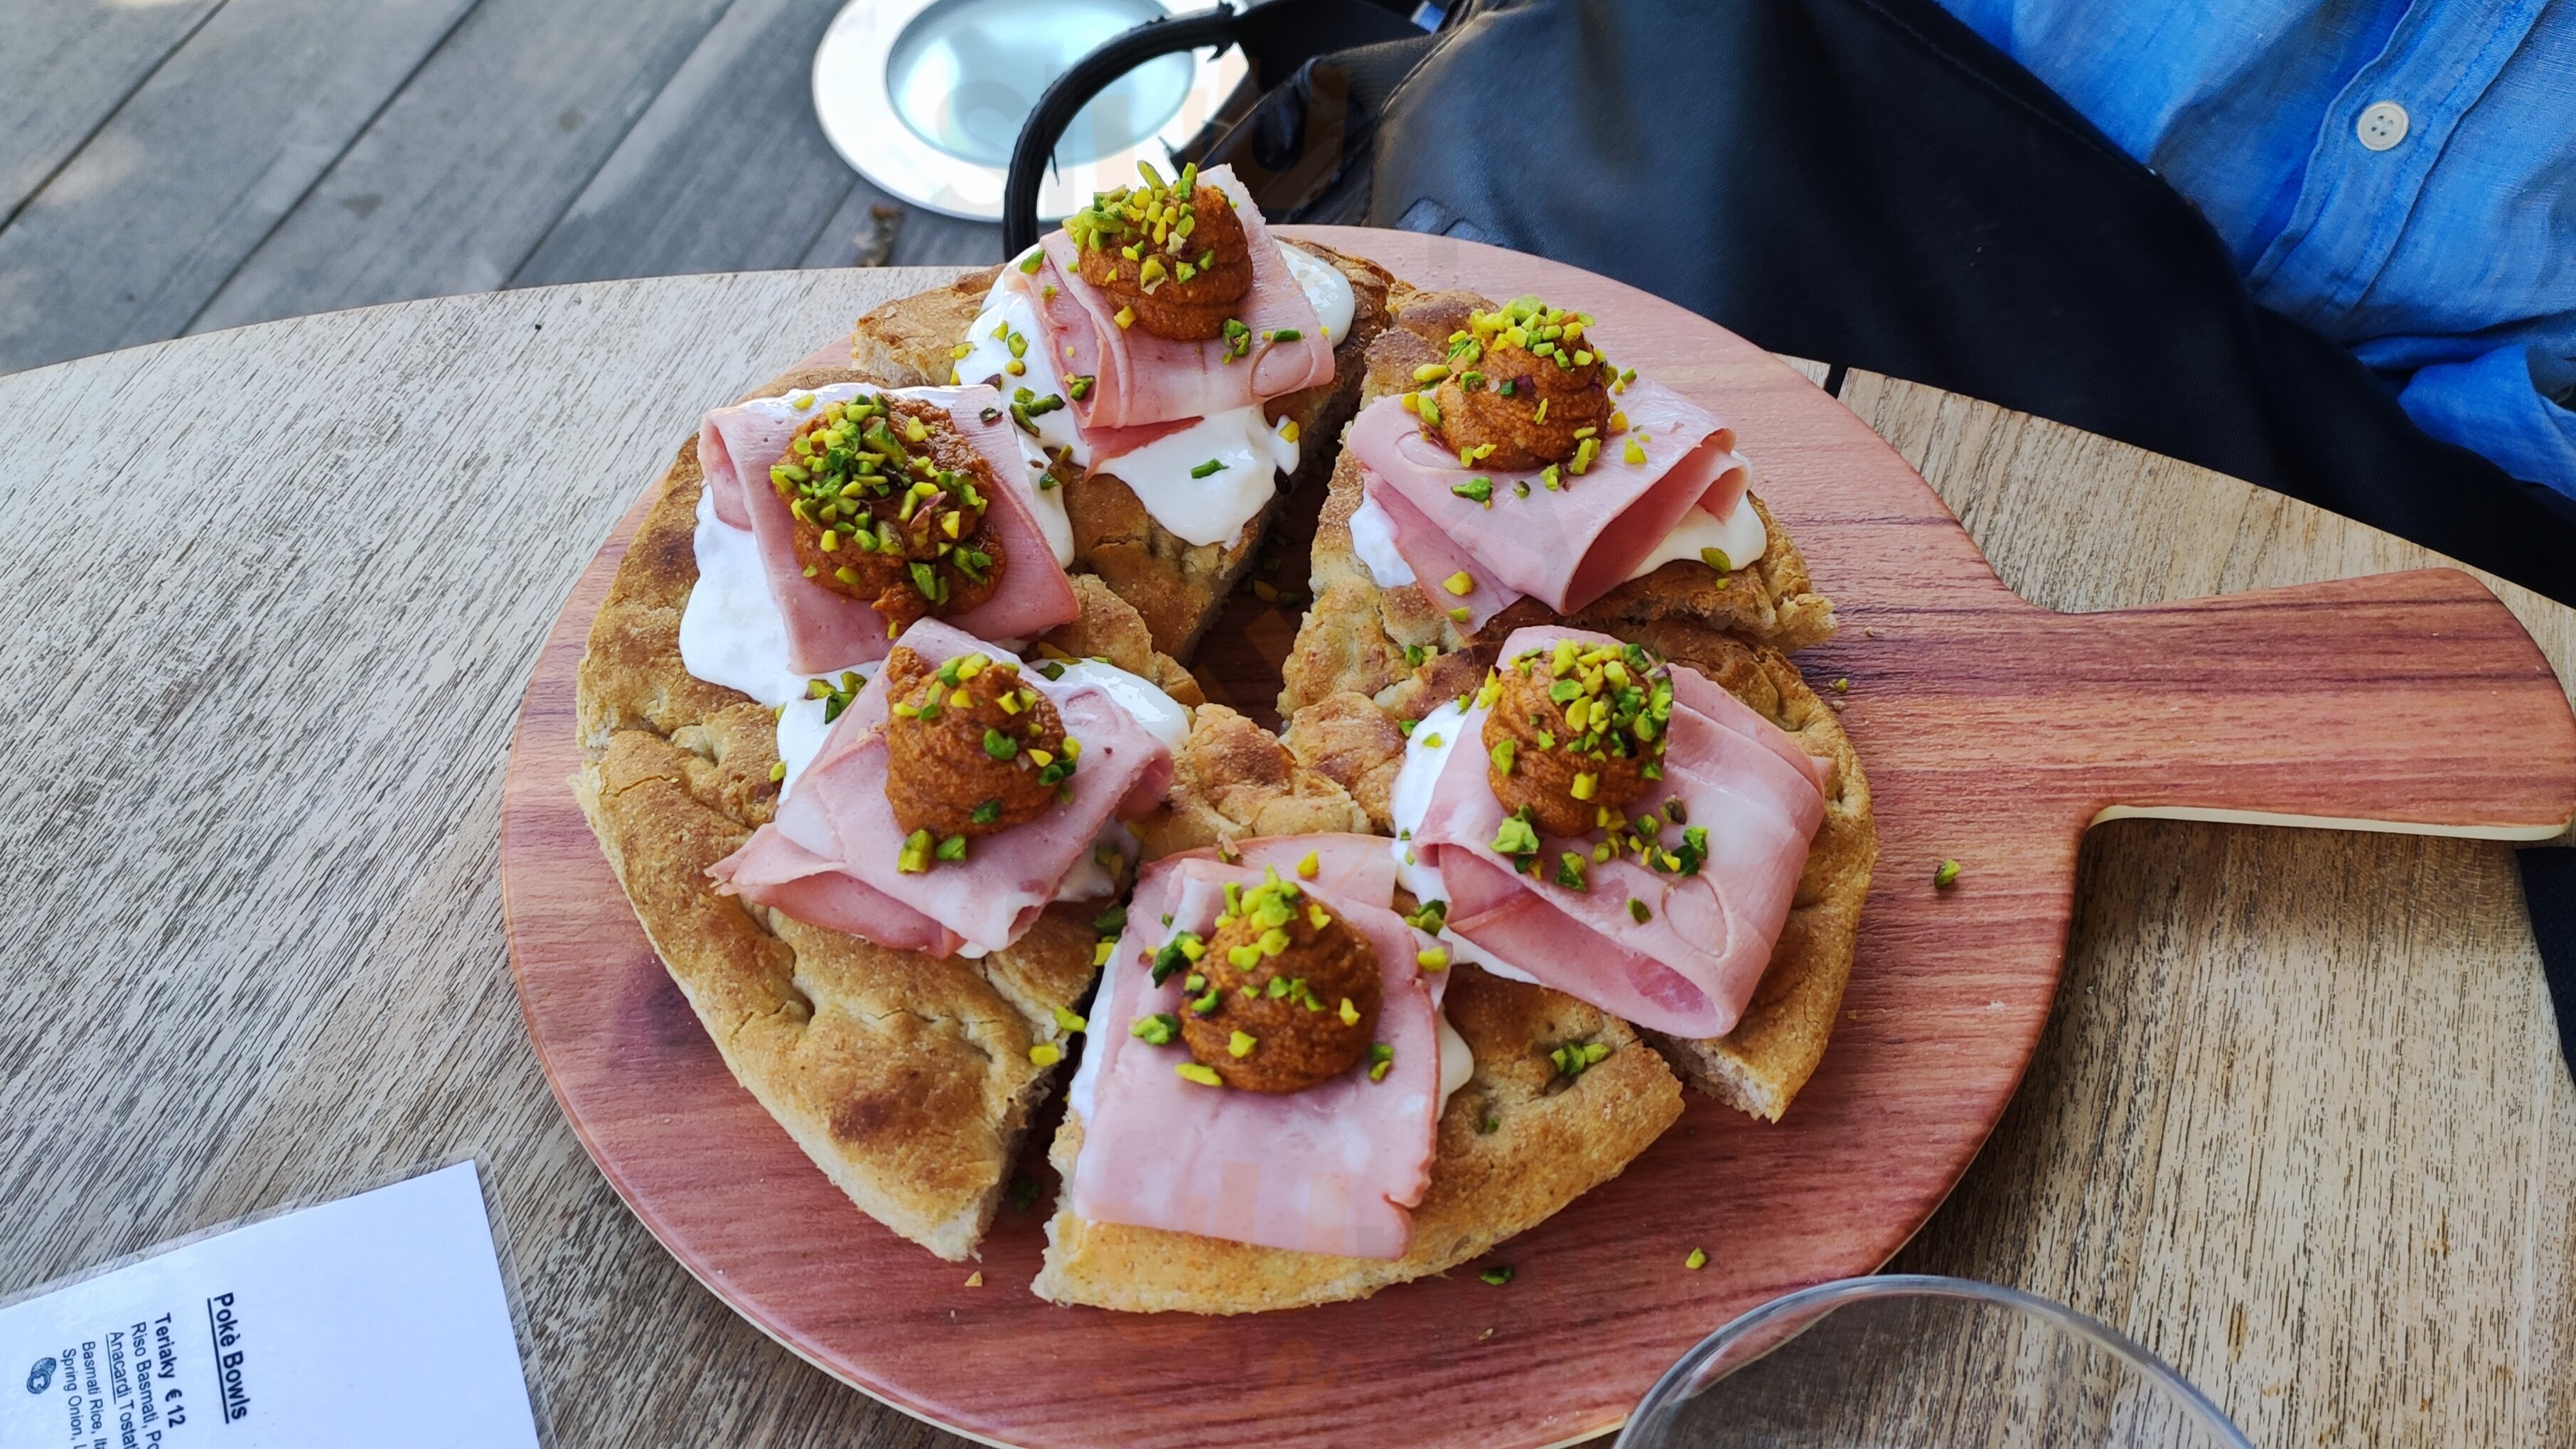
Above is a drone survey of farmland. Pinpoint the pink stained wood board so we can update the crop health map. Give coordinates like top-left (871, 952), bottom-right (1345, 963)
top-left (499, 230), bottom-right (2576, 1448)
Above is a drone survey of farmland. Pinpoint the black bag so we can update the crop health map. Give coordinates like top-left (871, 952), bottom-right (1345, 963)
top-left (1008, 0), bottom-right (2576, 610)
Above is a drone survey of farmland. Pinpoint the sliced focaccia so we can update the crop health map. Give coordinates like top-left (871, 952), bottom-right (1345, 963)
top-left (1281, 287), bottom-right (1834, 719)
top-left (1033, 834), bottom-right (1683, 1313)
top-left (575, 363), bottom-right (1369, 1259)
top-left (854, 203), bottom-right (1395, 659)
top-left (1273, 287), bottom-right (1873, 1121)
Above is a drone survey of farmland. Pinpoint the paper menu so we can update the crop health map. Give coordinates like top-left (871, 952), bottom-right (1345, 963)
top-left (0, 1161), bottom-right (540, 1449)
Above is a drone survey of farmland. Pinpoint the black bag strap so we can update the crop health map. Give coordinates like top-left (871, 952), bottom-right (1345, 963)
top-left (1002, 0), bottom-right (1425, 254)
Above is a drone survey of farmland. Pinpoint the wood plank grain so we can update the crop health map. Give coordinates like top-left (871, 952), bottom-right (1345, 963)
top-left (0, 0), bottom-right (478, 375)
top-left (1840, 370), bottom-right (2576, 1448)
top-left (512, 0), bottom-right (863, 287)
top-left (183, 0), bottom-right (734, 335)
top-left (0, 269), bottom-right (977, 1449)
top-left (495, 233), bottom-right (2575, 1448)
top-left (889, 208), bottom-right (1004, 267)
top-left (0, 0), bottom-right (223, 226)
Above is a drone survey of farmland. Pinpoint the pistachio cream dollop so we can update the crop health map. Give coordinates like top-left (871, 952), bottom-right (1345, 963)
top-left (1067, 161), bottom-right (1253, 343)
top-left (1174, 869), bottom-right (1382, 1094)
top-left (772, 394), bottom-right (1007, 633)
top-left (1481, 637), bottom-right (1675, 848)
top-left (1415, 296), bottom-right (1618, 473)
top-left (880, 646), bottom-right (1078, 872)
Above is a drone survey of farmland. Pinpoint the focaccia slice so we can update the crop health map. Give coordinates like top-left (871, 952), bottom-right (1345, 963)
top-left (1033, 964), bottom-right (1683, 1313)
top-left (574, 363), bottom-right (1369, 1259)
top-left (852, 242), bottom-right (1397, 659)
top-left (1279, 286), bottom-right (1835, 720)
top-left (1270, 282), bottom-right (1873, 1121)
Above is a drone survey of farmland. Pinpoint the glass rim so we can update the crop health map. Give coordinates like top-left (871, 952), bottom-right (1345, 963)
top-left (1617, 1274), bottom-right (2255, 1449)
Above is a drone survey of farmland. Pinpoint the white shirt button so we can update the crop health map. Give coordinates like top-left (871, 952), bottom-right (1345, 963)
top-left (2356, 101), bottom-right (2410, 151)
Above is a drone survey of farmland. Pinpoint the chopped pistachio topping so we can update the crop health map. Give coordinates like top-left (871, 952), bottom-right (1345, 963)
top-left (1550, 1040), bottom-right (1611, 1078)
top-left (1367, 1041), bottom-right (1395, 1082)
top-left (1451, 475), bottom-right (1494, 506)
top-left (1478, 1265), bottom-right (1515, 1286)
top-left (1628, 898), bottom-right (1652, 925)
top-left (1151, 930), bottom-right (1206, 985)
top-left (1700, 546), bottom-right (1734, 574)
top-left (896, 829), bottom-right (935, 874)
top-left (1442, 570), bottom-right (1476, 597)
top-left (1555, 853), bottom-right (1589, 891)
top-left (1228, 1029), bottom-right (1258, 1059)
top-left (1176, 1062), bottom-right (1224, 1087)
top-left (1188, 457), bottom-right (1225, 479)
top-left (1067, 159), bottom-right (1214, 258)
top-left (1053, 1005), bottom-right (1088, 1034)
top-left (1338, 997), bottom-right (1361, 1026)
top-left (1685, 1247), bottom-right (1708, 1271)
top-left (1417, 945), bottom-right (1450, 971)
top-left (1130, 1013), bottom-right (1180, 1045)
top-left (1295, 849), bottom-right (1321, 879)
top-left (1935, 858), bottom-right (1963, 889)
top-left (1028, 1042), bottom-right (1062, 1067)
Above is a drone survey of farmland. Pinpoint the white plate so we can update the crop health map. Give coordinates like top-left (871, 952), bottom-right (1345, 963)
top-left (813, 0), bottom-right (1250, 222)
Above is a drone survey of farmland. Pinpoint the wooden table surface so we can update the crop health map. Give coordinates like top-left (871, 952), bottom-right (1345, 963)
top-left (1, 264), bottom-right (2567, 1448)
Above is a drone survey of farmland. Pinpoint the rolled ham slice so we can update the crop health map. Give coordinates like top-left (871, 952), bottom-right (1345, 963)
top-left (1014, 165), bottom-right (1333, 431)
top-left (1067, 834), bottom-right (1444, 1259)
top-left (1348, 380), bottom-right (1749, 624)
top-left (707, 620), bottom-right (1173, 955)
top-left (1412, 627), bottom-right (1825, 1039)
top-left (698, 383), bottom-right (1079, 674)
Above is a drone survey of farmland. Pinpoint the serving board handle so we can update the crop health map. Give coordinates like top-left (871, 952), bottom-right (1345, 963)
top-left (2014, 569), bottom-right (2576, 838)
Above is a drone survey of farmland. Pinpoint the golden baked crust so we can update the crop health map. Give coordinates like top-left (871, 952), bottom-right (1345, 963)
top-left (574, 355), bottom-right (1356, 1260)
top-left (851, 243), bottom-right (1397, 657)
top-left (1272, 283), bottom-right (1874, 1122)
top-left (1033, 964), bottom-right (1684, 1313)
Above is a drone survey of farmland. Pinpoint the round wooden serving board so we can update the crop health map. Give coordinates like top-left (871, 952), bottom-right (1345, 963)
top-left (499, 231), bottom-right (2576, 1448)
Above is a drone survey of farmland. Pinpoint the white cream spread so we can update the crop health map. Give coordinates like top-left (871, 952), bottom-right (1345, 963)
top-left (1045, 657), bottom-right (1191, 751)
top-left (773, 686), bottom-right (845, 797)
top-left (1053, 819), bottom-right (1139, 903)
top-left (957, 278), bottom-right (1088, 465)
top-left (1623, 491), bottom-right (1768, 579)
top-left (679, 486), bottom-right (869, 709)
top-left (1346, 487), bottom-right (1769, 595)
top-left (1346, 490), bottom-right (1416, 587)
top-left (962, 239), bottom-right (1346, 553)
top-left (1102, 408), bottom-right (1300, 548)
top-left (1384, 699), bottom-right (1540, 984)
top-left (1278, 241), bottom-right (1356, 345)
top-left (1436, 1013), bottom-right (1474, 1110)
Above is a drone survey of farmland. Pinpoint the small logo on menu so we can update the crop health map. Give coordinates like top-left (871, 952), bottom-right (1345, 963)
top-left (23, 1357), bottom-right (54, 1394)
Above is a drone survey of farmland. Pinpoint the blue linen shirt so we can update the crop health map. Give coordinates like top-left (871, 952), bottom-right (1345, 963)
top-left (1935, 0), bottom-right (2576, 496)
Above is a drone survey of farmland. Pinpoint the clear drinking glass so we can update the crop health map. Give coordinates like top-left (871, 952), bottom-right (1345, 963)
top-left (1617, 1276), bottom-right (2255, 1448)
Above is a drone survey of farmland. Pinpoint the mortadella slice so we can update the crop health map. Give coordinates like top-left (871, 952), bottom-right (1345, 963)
top-left (1411, 627), bottom-right (1825, 1039)
top-left (1066, 835), bottom-right (1443, 1259)
top-left (1346, 380), bottom-right (1749, 620)
top-left (697, 384), bottom-right (1080, 674)
top-left (1014, 165), bottom-right (1333, 431)
top-left (707, 620), bottom-right (1172, 954)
